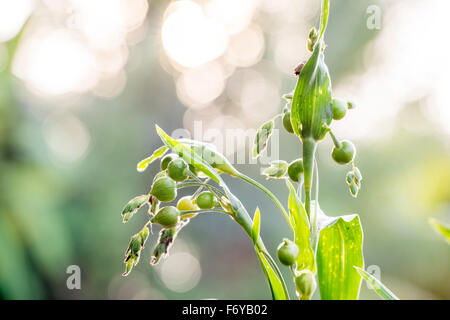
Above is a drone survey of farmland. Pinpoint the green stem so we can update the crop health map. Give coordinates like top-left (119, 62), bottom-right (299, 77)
top-left (238, 173), bottom-right (294, 234)
top-left (302, 138), bottom-right (317, 220)
top-left (180, 209), bottom-right (230, 217)
top-left (328, 129), bottom-right (342, 149)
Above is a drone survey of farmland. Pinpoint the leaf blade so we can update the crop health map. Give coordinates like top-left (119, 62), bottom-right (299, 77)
top-left (354, 266), bottom-right (399, 300)
top-left (286, 180), bottom-right (315, 273)
top-left (136, 146), bottom-right (169, 172)
top-left (252, 207), bottom-right (261, 245)
top-left (316, 213), bottom-right (364, 300)
top-left (255, 250), bottom-right (289, 300)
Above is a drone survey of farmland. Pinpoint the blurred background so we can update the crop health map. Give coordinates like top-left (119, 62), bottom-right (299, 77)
top-left (0, 0), bottom-right (449, 300)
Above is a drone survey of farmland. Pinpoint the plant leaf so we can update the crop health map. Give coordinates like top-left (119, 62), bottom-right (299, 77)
top-left (291, 39), bottom-right (332, 141)
top-left (354, 266), bottom-right (399, 300)
top-left (251, 207), bottom-right (261, 245)
top-left (318, 0), bottom-right (330, 41)
top-left (262, 160), bottom-right (288, 179)
top-left (178, 138), bottom-right (240, 177)
top-left (252, 119), bottom-right (274, 159)
top-left (255, 250), bottom-right (289, 300)
top-left (121, 194), bottom-right (150, 223)
top-left (316, 210), bottom-right (364, 300)
top-left (286, 180), bottom-right (315, 273)
top-left (137, 146), bottom-right (169, 172)
top-left (429, 217), bottom-right (450, 244)
top-left (156, 125), bottom-right (222, 184)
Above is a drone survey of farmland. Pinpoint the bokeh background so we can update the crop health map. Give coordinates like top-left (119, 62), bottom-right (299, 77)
top-left (0, 0), bottom-right (449, 300)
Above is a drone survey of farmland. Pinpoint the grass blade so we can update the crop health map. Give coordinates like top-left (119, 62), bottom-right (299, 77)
top-left (355, 266), bottom-right (399, 300)
top-left (137, 146), bottom-right (169, 172)
top-left (252, 207), bottom-right (261, 245)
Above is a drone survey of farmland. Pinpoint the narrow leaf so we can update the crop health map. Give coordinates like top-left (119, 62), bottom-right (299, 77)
top-left (286, 180), bottom-right (315, 273)
top-left (251, 207), bottom-right (261, 245)
top-left (318, 0), bottom-right (330, 41)
top-left (354, 266), bottom-right (399, 300)
top-left (155, 125), bottom-right (221, 184)
top-left (255, 250), bottom-right (289, 300)
top-left (179, 138), bottom-right (240, 177)
top-left (252, 119), bottom-right (274, 159)
top-left (137, 146), bottom-right (169, 172)
top-left (121, 194), bottom-right (150, 223)
top-left (429, 217), bottom-right (450, 244)
top-left (316, 211), bottom-right (364, 300)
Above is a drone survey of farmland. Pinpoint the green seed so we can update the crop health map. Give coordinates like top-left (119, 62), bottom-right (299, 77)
top-left (168, 158), bottom-right (188, 182)
top-left (277, 238), bottom-right (299, 266)
top-left (295, 270), bottom-right (316, 300)
top-left (196, 191), bottom-right (215, 209)
top-left (282, 111), bottom-right (294, 134)
top-left (150, 176), bottom-right (177, 202)
top-left (151, 206), bottom-right (180, 228)
top-left (331, 98), bottom-right (348, 120)
top-left (176, 196), bottom-right (198, 211)
top-left (161, 154), bottom-right (177, 170)
top-left (288, 159), bottom-right (304, 182)
top-left (331, 140), bottom-right (356, 165)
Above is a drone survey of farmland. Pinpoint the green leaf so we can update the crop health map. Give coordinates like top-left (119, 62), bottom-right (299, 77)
top-left (262, 160), bottom-right (288, 179)
top-left (354, 266), bottom-right (399, 300)
top-left (179, 138), bottom-right (240, 177)
top-left (318, 0), bottom-right (330, 41)
top-left (121, 194), bottom-right (150, 223)
top-left (286, 180), bottom-right (315, 273)
top-left (251, 207), bottom-right (261, 245)
top-left (137, 146), bottom-right (169, 172)
top-left (291, 39), bottom-right (332, 141)
top-left (156, 125), bottom-right (222, 184)
top-left (316, 210), bottom-right (364, 300)
top-left (252, 119), bottom-right (274, 159)
top-left (429, 217), bottom-right (450, 244)
top-left (255, 250), bottom-right (289, 300)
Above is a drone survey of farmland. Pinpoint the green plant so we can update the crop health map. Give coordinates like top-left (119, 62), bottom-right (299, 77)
top-left (120, 0), bottom-right (399, 300)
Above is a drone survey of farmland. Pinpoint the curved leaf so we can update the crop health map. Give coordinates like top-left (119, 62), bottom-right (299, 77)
top-left (255, 250), bottom-right (289, 300)
top-left (316, 210), bottom-right (364, 300)
top-left (252, 207), bottom-right (261, 245)
top-left (318, 0), bottom-right (330, 41)
top-left (286, 180), bottom-right (315, 273)
top-left (137, 146), bottom-right (169, 172)
top-left (355, 266), bottom-right (399, 300)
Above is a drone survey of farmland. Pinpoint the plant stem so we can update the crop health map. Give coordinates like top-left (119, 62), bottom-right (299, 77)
top-left (328, 129), bottom-right (342, 149)
top-left (302, 138), bottom-right (317, 220)
top-left (238, 173), bottom-right (294, 234)
top-left (180, 209), bottom-right (230, 217)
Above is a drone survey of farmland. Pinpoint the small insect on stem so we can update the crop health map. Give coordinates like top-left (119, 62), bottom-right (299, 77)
top-left (294, 61), bottom-right (306, 76)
